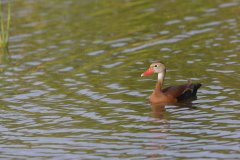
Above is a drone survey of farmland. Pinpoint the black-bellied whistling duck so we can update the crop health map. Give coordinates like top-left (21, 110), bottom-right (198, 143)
top-left (141, 61), bottom-right (201, 104)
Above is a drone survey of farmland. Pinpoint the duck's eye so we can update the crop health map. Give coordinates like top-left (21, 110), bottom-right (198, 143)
top-left (154, 65), bottom-right (158, 67)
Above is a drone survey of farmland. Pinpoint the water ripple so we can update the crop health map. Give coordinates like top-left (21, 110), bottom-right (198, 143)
top-left (122, 28), bottom-right (213, 53)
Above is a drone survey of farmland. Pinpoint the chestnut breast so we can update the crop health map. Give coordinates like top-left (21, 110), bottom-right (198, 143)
top-left (149, 92), bottom-right (177, 104)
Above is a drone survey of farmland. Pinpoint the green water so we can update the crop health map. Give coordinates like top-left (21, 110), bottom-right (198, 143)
top-left (0, 0), bottom-right (239, 159)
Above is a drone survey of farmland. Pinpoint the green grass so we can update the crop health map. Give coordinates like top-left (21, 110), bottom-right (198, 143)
top-left (0, 0), bottom-right (11, 48)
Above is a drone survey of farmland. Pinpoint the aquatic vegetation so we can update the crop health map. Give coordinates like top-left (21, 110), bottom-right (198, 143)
top-left (0, 0), bottom-right (11, 49)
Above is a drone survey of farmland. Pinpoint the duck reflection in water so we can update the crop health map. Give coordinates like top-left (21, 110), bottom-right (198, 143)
top-left (150, 101), bottom-right (198, 119)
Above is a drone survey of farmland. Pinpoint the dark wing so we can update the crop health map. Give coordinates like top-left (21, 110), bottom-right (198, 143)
top-left (176, 83), bottom-right (202, 101)
top-left (162, 83), bottom-right (202, 101)
top-left (162, 84), bottom-right (190, 98)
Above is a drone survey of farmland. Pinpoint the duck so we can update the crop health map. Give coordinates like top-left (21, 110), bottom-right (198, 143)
top-left (141, 61), bottom-right (201, 104)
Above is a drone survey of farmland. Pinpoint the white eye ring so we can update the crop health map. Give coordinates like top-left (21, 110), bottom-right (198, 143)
top-left (154, 65), bottom-right (158, 67)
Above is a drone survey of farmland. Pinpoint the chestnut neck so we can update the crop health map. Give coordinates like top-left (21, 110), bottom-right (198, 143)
top-left (154, 71), bottom-right (165, 94)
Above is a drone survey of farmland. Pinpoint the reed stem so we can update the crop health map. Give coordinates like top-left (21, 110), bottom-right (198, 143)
top-left (0, 0), bottom-right (11, 48)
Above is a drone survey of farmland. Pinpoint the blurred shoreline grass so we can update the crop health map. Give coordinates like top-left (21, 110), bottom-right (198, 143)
top-left (0, 0), bottom-right (11, 49)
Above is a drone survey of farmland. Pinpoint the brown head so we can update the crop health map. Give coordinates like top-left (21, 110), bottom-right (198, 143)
top-left (141, 61), bottom-right (166, 77)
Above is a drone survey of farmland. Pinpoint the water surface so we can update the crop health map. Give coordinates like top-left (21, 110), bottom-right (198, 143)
top-left (0, 0), bottom-right (240, 159)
